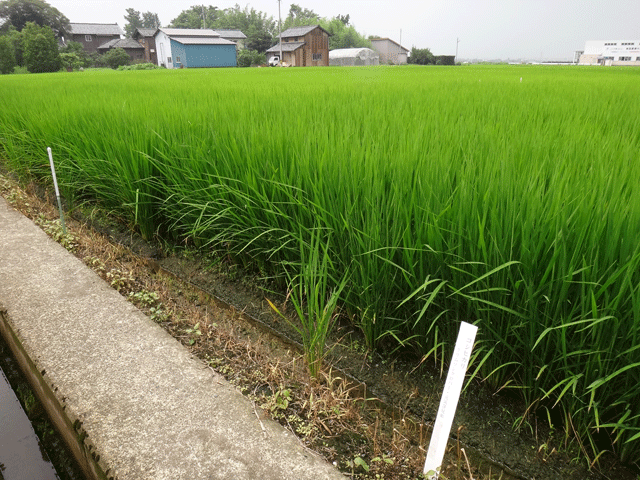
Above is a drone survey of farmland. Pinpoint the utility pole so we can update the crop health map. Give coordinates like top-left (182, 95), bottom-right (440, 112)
top-left (278, 0), bottom-right (283, 63)
top-left (455, 37), bottom-right (460, 64)
top-left (202, 5), bottom-right (206, 29)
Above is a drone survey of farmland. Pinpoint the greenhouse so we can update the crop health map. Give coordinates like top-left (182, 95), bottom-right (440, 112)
top-left (329, 48), bottom-right (380, 66)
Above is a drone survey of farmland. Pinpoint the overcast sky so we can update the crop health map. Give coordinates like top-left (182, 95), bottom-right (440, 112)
top-left (54, 0), bottom-right (640, 60)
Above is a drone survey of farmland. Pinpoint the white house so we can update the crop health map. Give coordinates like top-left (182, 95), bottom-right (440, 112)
top-left (578, 40), bottom-right (640, 66)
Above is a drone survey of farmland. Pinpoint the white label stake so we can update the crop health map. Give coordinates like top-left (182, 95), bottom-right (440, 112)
top-left (423, 321), bottom-right (478, 478)
top-left (47, 147), bottom-right (66, 234)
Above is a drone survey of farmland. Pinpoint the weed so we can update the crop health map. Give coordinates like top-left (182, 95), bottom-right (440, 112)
top-left (84, 256), bottom-right (106, 273)
top-left (35, 214), bottom-right (79, 252)
top-left (128, 290), bottom-right (159, 307)
top-left (106, 269), bottom-right (135, 292)
top-left (184, 322), bottom-right (201, 345)
top-left (148, 305), bottom-right (168, 323)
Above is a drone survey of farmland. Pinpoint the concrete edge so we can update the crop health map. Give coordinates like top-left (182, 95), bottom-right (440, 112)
top-left (0, 303), bottom-right (109, 480)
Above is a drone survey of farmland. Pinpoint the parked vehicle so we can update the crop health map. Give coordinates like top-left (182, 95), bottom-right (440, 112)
top-left (268, 55), bottom-right (280, 66)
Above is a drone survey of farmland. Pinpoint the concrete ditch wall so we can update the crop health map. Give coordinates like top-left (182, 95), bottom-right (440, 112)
top-left (0, 306), bottom-right (106, 479)
top-left (0, 196), bottom-right (344, 480)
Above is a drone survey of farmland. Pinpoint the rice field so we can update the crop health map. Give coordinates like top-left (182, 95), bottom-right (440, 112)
top-left (1, 65), bottom-right (639, 467)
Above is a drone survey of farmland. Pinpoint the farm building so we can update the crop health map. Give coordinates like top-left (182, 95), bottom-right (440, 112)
top-left (214, 29), bottom-right (248, 49)
top-left (370, 38), bottom-right (409, 65)
top-left (67, 23), bottom-right (124, 54)
top-left (435, 55), bottom-right (456, 65)
top-left (266, 25), bottom-right (330, 67)
top-left (578, 40), bottom-right (640, 66)
top-left (132, 28), bottom-right (158, 64)
top-left (97, 38), bottom-right (145, 63)
top-left (154, 28), bottom-right (237, 68)
top-left (329, 48), bottom-right (379, 66)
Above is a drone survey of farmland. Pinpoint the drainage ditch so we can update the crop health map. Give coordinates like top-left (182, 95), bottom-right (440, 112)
top-left (0, 334), bottom-right (87, 480)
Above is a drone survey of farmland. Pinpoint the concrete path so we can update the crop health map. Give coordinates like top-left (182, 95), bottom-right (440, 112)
top-left (0, 196), bottom-right (344, 480)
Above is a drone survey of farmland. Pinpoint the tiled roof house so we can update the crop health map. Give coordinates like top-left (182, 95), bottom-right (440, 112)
top-left (68, 23), bottom-right (124, 53)
top-left (97, 38), bottom-right (145, 63)
top-left (132, 28), bottom-right (158, 64)
top-left (214, 29), bottom-right (247, 49)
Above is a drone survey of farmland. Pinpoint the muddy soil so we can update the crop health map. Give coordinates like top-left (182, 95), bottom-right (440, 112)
top-left (1, 172), bottom-right (637, 480)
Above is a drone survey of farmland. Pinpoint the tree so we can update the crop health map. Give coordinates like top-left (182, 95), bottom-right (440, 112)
top-left (408, 46), bottom-right (434, 65)
top-left (336, 14), bottom-right (349, 26)
top-left (0, 0), bottom-right (69, 36)
top-left (242, 24), bottom-right (271, 53)
top-left (60, 40), bottom-right (92, 67)
top-left (59, 51), bottom-right (80, 70)
top-left (5, 25), bottom-right (23, 65)
top-left (320, 17), bottom-right (370, 50)
top-left (170, 5), bottom-right (218, 29)
top-left (282, 4), bottom-right (319, 30)
top-left (169, 4), bottom-right (276, 54)
top-left (101, 47), bottom-right (130, 69)
top-left (124, 8), bottom-right (160, 37)
top-left (237, 49), bottom-right (264, 67)
top-left (123, 8), bottom-right (141, 37)
top-left (22, 21), bottom-right (60, 72)
top-left (0, 34), bottom-right (16, 73)
top-left (141, 11), bottom-right (160, 29)
top-left (213, 4), bottom-right (275, 53)
top-left (280, 7), bottom-right (369, 50)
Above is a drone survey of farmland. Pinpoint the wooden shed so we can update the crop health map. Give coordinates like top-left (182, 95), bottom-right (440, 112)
top-left (132, 28), bottom-right (158, 64)
top-left (266, 25), bottom-right (330, 67)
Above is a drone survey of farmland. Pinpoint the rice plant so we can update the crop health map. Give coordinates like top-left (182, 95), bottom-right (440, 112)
top-left (1, 65), bottom-right (639, 465)
top-left (268, 228), bottom-right (349, 378)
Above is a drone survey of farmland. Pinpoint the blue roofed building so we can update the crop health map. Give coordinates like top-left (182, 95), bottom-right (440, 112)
top-left (154, 28), bottom-right (237, 68)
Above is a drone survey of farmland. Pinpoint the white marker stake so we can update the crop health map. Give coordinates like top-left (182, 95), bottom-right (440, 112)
top-left (47, 147), bottom-right (66, 235)
top-left (423, 321), bottom-right (478, 478)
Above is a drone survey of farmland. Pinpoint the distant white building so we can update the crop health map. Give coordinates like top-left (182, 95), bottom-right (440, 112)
top-left (329, 48), bottom-right (379, 66)
top-left (578, 40), bottom-right (640, 66)
top-left (370, 38), bottom-right (408, 65)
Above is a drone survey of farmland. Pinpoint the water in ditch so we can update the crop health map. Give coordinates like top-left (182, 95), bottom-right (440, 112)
top-left (0, 336), bottom-right (86, 480)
